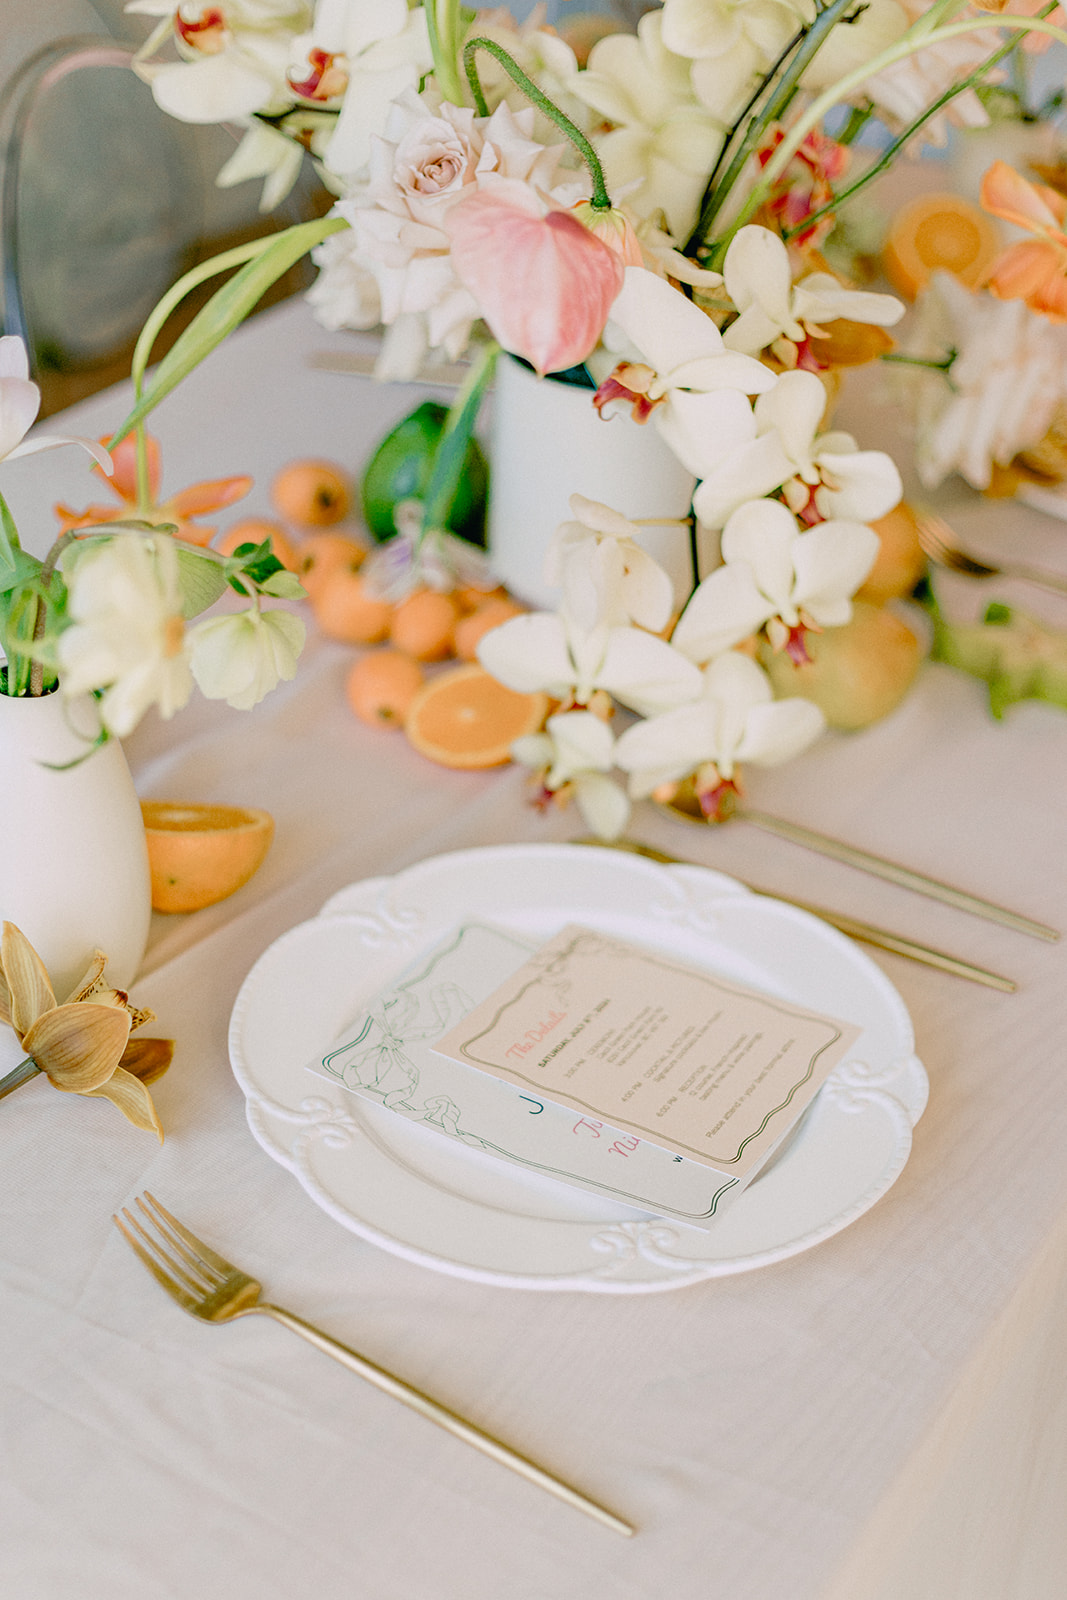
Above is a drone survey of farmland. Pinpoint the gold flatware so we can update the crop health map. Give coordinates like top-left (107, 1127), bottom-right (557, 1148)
top-left (916, 506), bottom-right (1067, 597)
top-left (576, 837), bottom-right (1017, 991)
top-left (660, 797), bottom-right (1057, 943)
top-left (114, 1192), bottom-right (633, 1538)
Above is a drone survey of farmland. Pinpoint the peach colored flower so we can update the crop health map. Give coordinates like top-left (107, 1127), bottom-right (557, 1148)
top-left (55, 433), bottom-right (252, 547)
top-left (445, 180), bottom-right (625, 375)
top-left (980, 160), bottom-right (1067, 322)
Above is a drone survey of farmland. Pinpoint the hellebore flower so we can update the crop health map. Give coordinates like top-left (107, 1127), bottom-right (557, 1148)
top-left (189, 605), bottom-right (305, 709)
top-left (445, 180), bottom-right (625, 376)
top-left (671, 497), bottom-right (879, 665)
top-left (595, 266), bottom-right (777, 478)
top-left (0, 921), bottom-right (170, 1137)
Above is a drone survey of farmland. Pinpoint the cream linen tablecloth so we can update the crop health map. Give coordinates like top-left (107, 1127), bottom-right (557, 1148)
top-left (2, 301), bottom-right (1066, 1600)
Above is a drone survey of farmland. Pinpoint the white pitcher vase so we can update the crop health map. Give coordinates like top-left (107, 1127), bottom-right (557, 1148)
top-left (0, 688), bottom-right (151, 997)
top-left (487, 355), bottom-right (707, 611)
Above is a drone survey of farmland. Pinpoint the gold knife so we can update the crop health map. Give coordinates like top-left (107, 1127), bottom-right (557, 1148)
top-left (575, 837), bottom-right (1017, 993)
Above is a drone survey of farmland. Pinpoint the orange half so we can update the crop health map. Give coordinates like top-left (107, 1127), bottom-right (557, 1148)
top-left (141, 801), bottom-right (274, 913)
top-left (404, 664), bottom-right (548, 769)
top-left (883, 192), bottom-right (1001, 300)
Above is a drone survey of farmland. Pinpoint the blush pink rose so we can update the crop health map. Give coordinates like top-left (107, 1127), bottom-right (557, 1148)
top-left (445, 181), bottom-right (625, 375)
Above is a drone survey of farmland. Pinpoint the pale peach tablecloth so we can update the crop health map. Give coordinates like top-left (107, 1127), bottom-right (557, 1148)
top-left (2, 301), bottom-right (1066, 1600)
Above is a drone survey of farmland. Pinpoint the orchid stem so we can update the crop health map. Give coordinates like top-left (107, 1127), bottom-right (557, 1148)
top-left (463, 38), bottom-right (613, 209)
top-left (0, 1056), bottom-right (42, 1101)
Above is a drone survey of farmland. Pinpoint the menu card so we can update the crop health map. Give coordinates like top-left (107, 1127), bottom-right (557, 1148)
top-left (434, 924), bottom-right (861, 1183)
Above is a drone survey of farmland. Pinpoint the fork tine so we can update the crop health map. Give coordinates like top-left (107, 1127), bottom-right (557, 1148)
top-left (113, 1209), bottom-right (200, 1309)
top-left (121, 1204), bottom-right (215, 1298)
top-left (140, 1191), bottom-right (233, 1281)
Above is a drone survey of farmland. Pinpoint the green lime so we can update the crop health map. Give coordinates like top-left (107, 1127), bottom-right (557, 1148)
top-left (360, 401), bottom-right (489, 546)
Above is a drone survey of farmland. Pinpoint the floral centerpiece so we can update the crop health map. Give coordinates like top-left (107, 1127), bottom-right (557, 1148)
top-left (110, 0), bottom-right (1067, 833)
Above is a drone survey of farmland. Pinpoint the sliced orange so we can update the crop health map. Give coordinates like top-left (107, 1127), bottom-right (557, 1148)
top-left (141, 801), bottom-right (274, 913)
top-left (883, 193), bottom-right (1001, 300)
top-left (404, 663), bottom-right (548, 769)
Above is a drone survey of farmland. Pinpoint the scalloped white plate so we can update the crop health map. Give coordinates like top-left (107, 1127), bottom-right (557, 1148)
top-left (229, 845), bottom-right (927, 1293)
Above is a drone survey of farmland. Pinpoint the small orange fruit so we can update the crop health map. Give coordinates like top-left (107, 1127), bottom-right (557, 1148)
top-left (389, 588), bottom-right (459, 661)
top-left (453, 581), bottom-right (509, 613)
top-left (216, 517), bottom-right (300, 571)
top-left (856, 502), bottom-right (926, 604)
top-left (296, 532), bottom-right (366, 600)
top-left (271, 459), bottom-right (352, 527)
top-left (883, 193), bottom-right (1001, 300)
top-left (452, 597), bottom-right (523, 661)
top-left (141, 801), bottom-right (274, 913)
top-left (312, 570), bottom-right (393, 644)
top-left (345, 650), bottom-right (425, 728)
top-left (404, 663), bottom-right (548, 769)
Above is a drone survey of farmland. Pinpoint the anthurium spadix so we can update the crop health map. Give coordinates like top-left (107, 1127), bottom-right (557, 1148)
top-left (613, 650), bottom-right (826, 814)
top-left (595, 266), bottom-right (777, 478)
top-left (671, 497), bottom-right (879, 664)
top-left (513, 710), bottom-right (631, 840)
top-left (692, 368), bottom-right (903, 529)
top-left (721, 226), bottom-right (904, 359)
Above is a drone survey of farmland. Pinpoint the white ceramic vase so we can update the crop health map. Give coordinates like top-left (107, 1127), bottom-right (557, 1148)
top-left (487, 355), bottom-right (706, 611)
top-left (0, 688), bottom-right (151, 997)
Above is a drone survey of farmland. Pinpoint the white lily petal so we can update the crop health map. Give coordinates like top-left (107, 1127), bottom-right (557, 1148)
top-left (7, 431), bottom-right (114, 472)
top-left (0, 376), bottom-right (42, 458)
top-left (477, 612), bottom-right (575, 696)
top-left (598, 626), bottom-right (703, 716)
top-left (670, 564), bottom-right (771, 663)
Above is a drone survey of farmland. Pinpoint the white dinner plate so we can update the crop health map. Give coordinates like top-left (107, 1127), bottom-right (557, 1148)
top-left (228, 845), bottom-right (927, 1293)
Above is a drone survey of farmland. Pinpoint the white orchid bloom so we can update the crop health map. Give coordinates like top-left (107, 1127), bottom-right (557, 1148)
top-left (310, 0), bottom-right (433, 182)
top-left (215, 118), bottom-right (310, 211)
top-left (569, 11), bottom-right (726, 240)
top-left (189, 606), bottom-right (304, 709)
top-left (513, 710), bottom-right (631, 841)
top-left (128, 0), bottom-right (308, 124)
top-left (545, 494), bottom-right (674, 634)
top-left (672, 497), bottom-right (879, 664)
top-left (57, 534), bottom-right (194, 737)
top-left (721, 226), bottom-right (903, 359)
top-left (613, 650), bottom-right (825, 817)
top-left (692, 368), bottom-right (902, 528)
top-left (597, 266), bottom-right (777, 479)
top-left (477, 588), bottom-right (702, 719)
top-left (661, 0), bottom-right (802, 122)
top-left (0, 337), bottom-right (112, 472)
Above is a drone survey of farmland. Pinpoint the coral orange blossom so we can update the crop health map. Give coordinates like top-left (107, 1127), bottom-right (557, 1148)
top-left (55, 433), bottom-right (252, 546)
top-left (980, 159), bottom-right (1067, 322)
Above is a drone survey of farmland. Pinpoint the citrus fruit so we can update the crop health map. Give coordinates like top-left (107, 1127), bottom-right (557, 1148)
top-left (141, 801), bottom-right (274, 913)
top-left (312, 570), bottom-right (393, 644)
top-left (360, 402), bottom-right (489, 546)
top-left (452, 597), bottom-right (523, 661)
top-left (216, 517), bottom-right (299, 571)
top-left (404, 663), bottom-right (548, 768)
top-left (296, 532), bottom-right (366, 600)
top-left (271, 459), bottom-right (352, 526)
top-left (883, 193), bottom-right (1001, 300)
top-left (345, 650), bottom-right (425, 728)
top-left (389, 588), bottom-right (459, 661)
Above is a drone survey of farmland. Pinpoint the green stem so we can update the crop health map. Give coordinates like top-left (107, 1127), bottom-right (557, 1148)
top-left (463, 37), bottom-right (612, 208)
top-left (0, 1056), bottom-right (42, 1101)
top-left (727, 11), bottom-right (1067, 252)
top-left (419, 340), bottom-right (500, 545)
top-left (784, 4), bottom-right (1059, 241)
top-left (881, 351), bottom-right (956, 372)
top-left (426, 0), bottom-right (464, 104)
top-left (688, 0), bottom-right (865, 252)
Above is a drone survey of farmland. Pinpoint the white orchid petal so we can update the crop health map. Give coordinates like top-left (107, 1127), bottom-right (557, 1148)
top-left (793, 273), bottom-right (904, 328)
top-left (671, 564), bottom-right (771, 663)
top-left (0, 377), bottom-right (42, 458)
top-left (720, 498), bottom-right (799, 604)
top-left (691, 431), bottom-right (793, 528)
top-left (609, 266), bottom-right (724, 373)
top-left (723, 226), bottom-right (797, 326)
top-left (512, 732), bottom-right (554, 770)
top-left (734, 698), bottom-right (826, 767)
top-left (668, 352), bottom-right (778, 394)
top-left (754, 369), bottom-right (827, 463)
top-left (655, 387), bottom-right (759, 480)
top-left (791, 520), bottom-right (880, 612)
top-left (0, 336), bottom-right (30, 381)
top-left (597, 626), bottom-right (703, 716)
top-left (568, 494), bottom-right (641, 540)
top-left (477, 612), bottom-right (574, 695)
top-left (621, 548), bottom-right (674, 633)
top-left (574, 771), bottom-right (631, 841)
top-left (150, 55), bottom-right (275, 124)
top-left (703, 649), bottom-right (775, 714)
top-left (814, 450), bottom-right (903, 522)
top-left (721, 303), bottom-right (786, 356)
top-left (614, 701), bottom-right (717, 789)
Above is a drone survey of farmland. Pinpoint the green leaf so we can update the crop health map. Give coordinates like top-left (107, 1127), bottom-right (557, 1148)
top-left (419, 342), bottom-right (498, 543)
top-left (0, 546), bottom-right (43, 598)
top-left (174, 545), bottom-right (230, 619)
top-left (108, 215), bottom-right (348, 445)
top-left (259, 570), bottom-right (306, 599)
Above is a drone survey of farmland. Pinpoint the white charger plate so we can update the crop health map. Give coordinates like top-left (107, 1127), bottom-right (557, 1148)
top-left (228, 845), bottom-right (927, 1293)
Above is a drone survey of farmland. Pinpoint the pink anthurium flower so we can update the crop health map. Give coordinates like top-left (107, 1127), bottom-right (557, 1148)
top-left (445, 179), bottom-right (625, 375)
top-left (980, 160), bottom-right (1067, 323)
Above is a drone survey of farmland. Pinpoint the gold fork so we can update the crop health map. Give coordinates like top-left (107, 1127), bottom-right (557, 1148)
top-left (916, 507), bottom-right (1067, 597)
top-left (114, 1192), bottom-right (633, 1537)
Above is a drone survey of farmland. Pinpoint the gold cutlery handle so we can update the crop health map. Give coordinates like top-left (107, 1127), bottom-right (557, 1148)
top-left (251, 1303), bottom-right (634, 1537)
top-left (738, 808), bottom-right (1057, 943)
